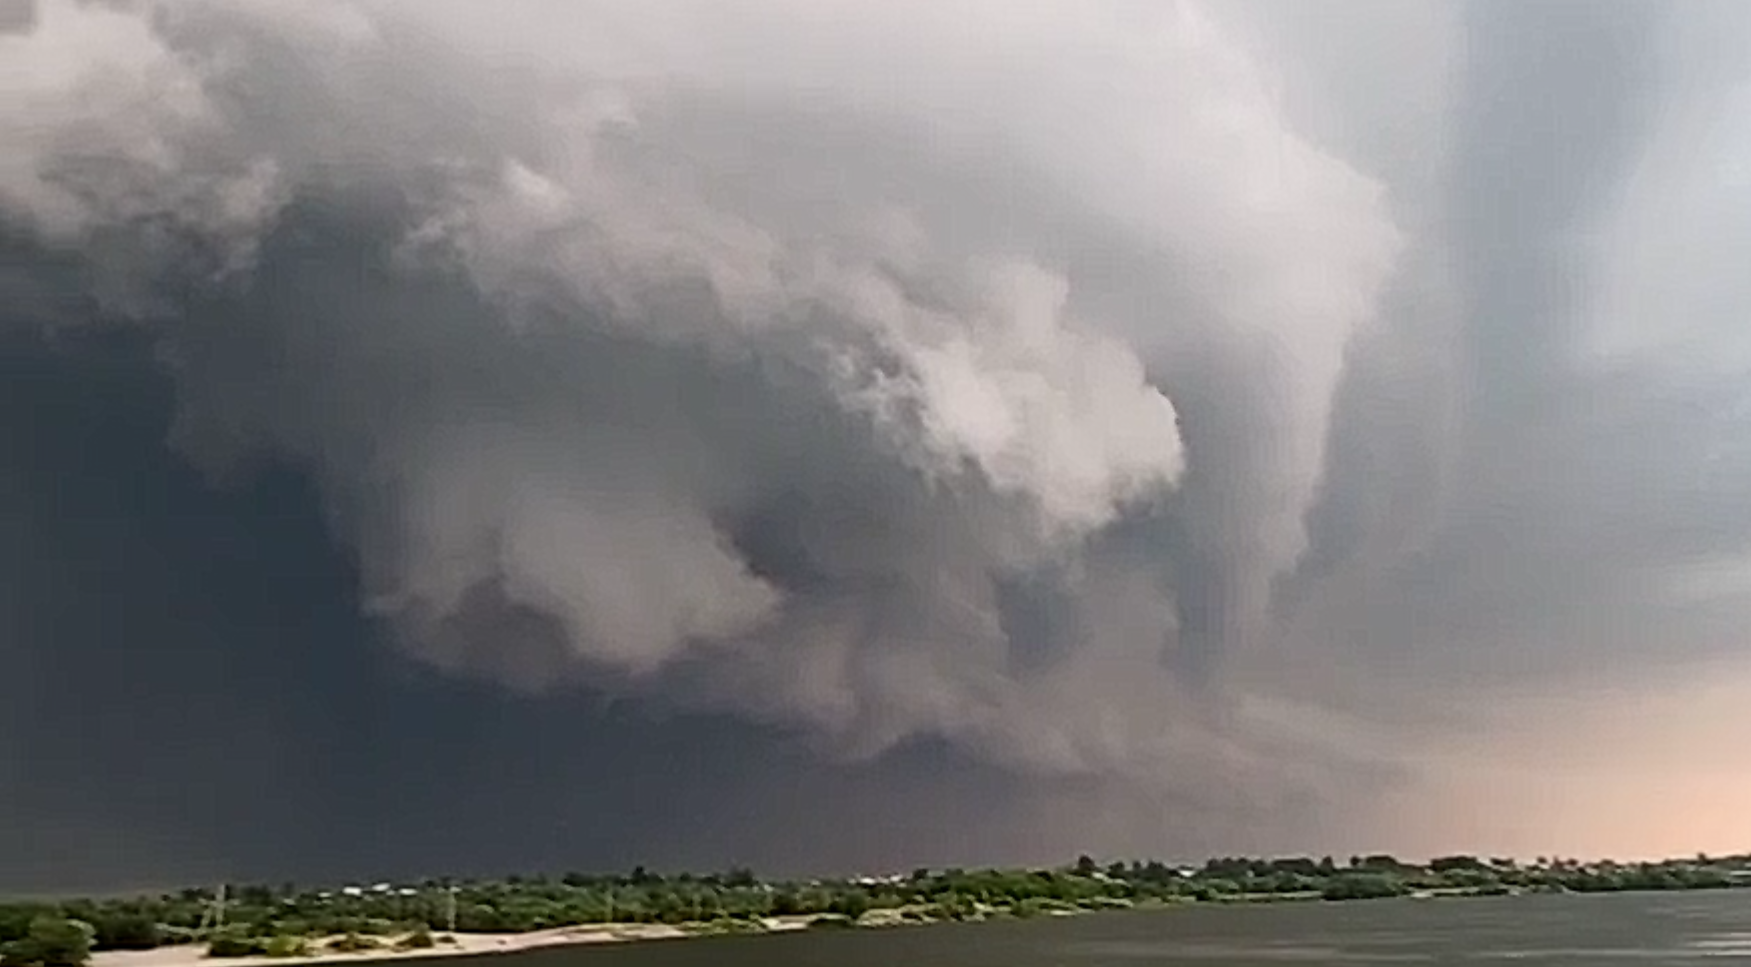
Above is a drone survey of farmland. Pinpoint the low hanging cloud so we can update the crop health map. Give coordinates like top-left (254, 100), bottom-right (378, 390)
top-left (0, 0), bottom-right (1403, 797)
top-left (33, 3), bottom-right (1751, 896)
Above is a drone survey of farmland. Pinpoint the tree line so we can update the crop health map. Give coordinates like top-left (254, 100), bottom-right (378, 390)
top-left (4, 853), bottom-right (1747, 966)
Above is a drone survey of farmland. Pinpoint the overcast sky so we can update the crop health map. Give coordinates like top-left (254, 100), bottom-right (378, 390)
top-left (4, 0), bottom-right (1751, 894)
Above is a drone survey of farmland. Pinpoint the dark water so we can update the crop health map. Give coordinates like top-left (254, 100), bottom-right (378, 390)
top-left (477, 892), bottom-right (1751, 966)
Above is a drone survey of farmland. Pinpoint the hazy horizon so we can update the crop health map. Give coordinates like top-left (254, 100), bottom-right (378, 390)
top-left (4, 0), bottom-right (1750, 893)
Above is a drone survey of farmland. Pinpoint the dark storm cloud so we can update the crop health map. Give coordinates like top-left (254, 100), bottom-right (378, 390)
top-left (0, 323), bottom-right (356, 890)
top-left (0, 321), bottom-right (1197, 894)
top-left (6, 0), bottom-right (1751, 889)
top-left (2, 0), bottom-right (1414, 790)
top-left (0, 0), bottom-right (1406, 886)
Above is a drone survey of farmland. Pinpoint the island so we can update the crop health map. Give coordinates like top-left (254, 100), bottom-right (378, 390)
top-left (4, 852), bottom-right (1748, 967)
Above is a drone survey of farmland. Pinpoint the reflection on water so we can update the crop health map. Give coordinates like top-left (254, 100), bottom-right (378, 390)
top-left (465, 890), bottom-right (1751, 966)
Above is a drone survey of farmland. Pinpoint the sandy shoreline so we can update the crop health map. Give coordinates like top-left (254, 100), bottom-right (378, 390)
top-left (89, 921), bottom-right (814, 967)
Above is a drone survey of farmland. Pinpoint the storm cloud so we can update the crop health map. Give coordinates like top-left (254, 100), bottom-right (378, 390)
top-left (4, 0), bottom-right (1751, 891)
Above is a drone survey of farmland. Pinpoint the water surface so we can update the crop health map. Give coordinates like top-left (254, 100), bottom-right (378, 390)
top-left (480, 891), bottom-right (1751, 966)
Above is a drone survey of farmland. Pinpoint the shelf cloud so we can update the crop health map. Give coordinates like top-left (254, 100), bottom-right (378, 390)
top-left (5, 0), bottom-right (1751, 889)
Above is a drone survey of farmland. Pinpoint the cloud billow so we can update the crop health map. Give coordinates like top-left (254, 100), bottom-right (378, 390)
top-left (0, 0), bottom-right (1402, 796)
top-left (12, 0), bottom-right (1751, 875)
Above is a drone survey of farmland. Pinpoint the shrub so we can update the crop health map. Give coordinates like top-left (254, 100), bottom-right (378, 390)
top-left (1, 917), bottom-right (96, 967)
top-left (92, 915), bottom-right (160, 951)
top-left (1320, 875), bottom-right (1409, 902)
top-left (262, 936), bottom-right (309, 958)
top-left (205, 929), bottom-right (265, 958)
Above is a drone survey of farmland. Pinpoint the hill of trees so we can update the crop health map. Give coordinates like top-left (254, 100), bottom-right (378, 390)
top-left (4, 853), bottom-right (1747, 965)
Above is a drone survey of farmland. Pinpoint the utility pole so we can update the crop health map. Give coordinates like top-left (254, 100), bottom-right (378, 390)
top-left (199, 884), bottom-right (227, 935)
top-left (446, 886), bottom-right (457, 934)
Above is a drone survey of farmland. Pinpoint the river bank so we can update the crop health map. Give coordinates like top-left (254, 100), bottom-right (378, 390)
top-left (66, 871), bottom-right (1750, 967)
top-left (88, 919), bottom-right (812, 967)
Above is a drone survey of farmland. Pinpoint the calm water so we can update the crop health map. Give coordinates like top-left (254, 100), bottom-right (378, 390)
top-left (474, 891), bottom-right (1751, 966)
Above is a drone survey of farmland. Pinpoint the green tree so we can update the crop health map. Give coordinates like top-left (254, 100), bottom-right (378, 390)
top-left (2, 917), bottom-right (96, 967)
top-left (828, 890), bottom-right (870, 921)
top-left (1321, 874), bottom-right (1408, 901)
top-left (205, 927), bottom-right (265, 958)
top-left (90, 914), bottom-right (159, 951)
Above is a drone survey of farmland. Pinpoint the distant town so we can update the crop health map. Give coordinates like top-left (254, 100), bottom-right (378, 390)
top-left (4, 853), bottom-right (1749, 966)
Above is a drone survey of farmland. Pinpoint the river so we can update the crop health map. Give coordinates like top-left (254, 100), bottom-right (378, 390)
top-left (459, 891), bottom-right (1751, 966)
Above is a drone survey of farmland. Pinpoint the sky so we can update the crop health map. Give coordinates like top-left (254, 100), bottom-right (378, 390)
top-left (2, 0), bottom-right (1751, 894)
